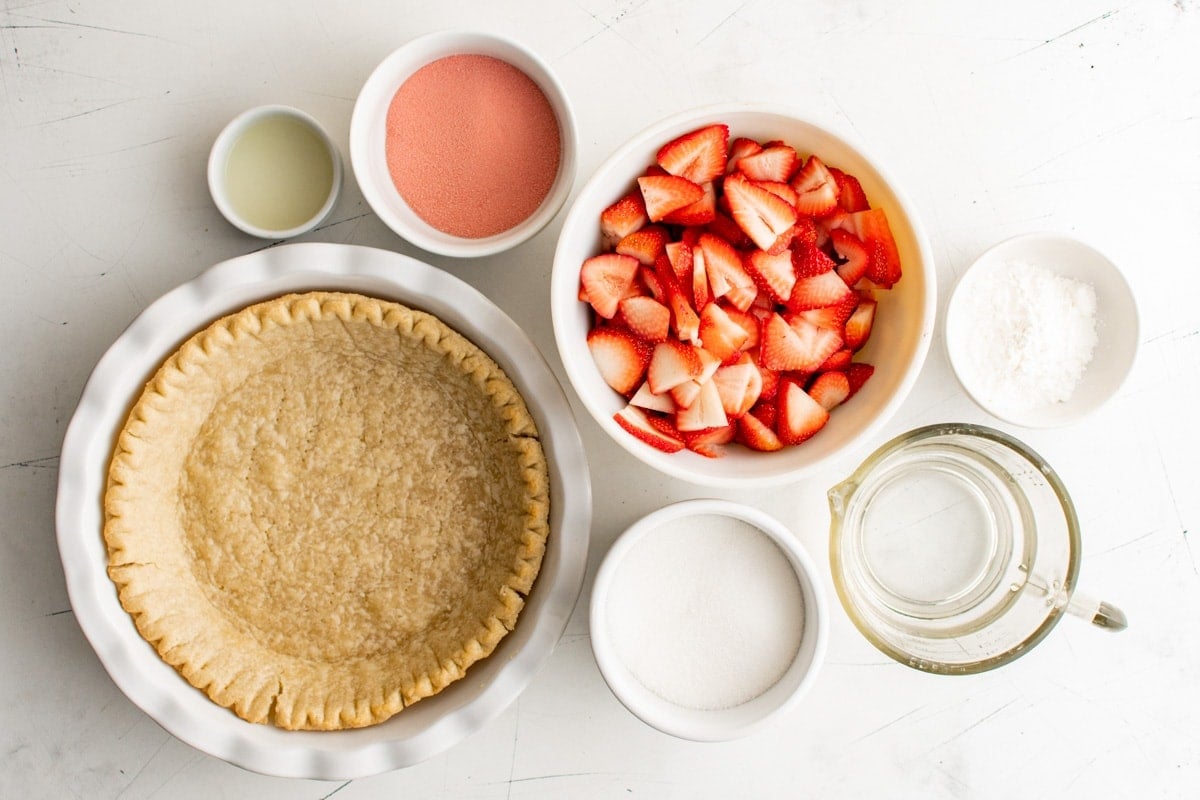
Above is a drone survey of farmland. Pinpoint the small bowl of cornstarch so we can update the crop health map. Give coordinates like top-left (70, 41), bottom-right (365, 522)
top-left (945, 232), bottom-right (1139, 428)
top-left (589, 499), bottom-right (828, 741)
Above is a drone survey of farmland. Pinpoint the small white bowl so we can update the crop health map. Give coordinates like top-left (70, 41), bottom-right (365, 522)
top-left (551, 105), bottom-right (936, 486)
top-left (945, 232), bottom-right (1139, 428)
top-left (590, 499), bottom-right (828, 742)
top-left (350, 31), bottom-right (578, 258)
top-left (208, 105), bottom-right (342, 239)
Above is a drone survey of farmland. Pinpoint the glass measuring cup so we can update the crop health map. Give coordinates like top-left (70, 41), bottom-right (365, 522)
top-left (828, 423), bottom-right (1125, 674)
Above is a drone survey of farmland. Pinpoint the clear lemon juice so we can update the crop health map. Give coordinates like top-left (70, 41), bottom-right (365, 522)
top-left (224, 115), bottom-right (334, 232)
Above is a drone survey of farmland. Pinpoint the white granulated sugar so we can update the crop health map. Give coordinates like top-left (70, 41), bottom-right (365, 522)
top-left (956, 259), bottom-right (1099, 412)
top-left (606, 514), bottom-right (805, 711)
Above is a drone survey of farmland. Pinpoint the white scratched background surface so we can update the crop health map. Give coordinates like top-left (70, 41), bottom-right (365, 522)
top-left (2, 0), bottom-right (1198, 797)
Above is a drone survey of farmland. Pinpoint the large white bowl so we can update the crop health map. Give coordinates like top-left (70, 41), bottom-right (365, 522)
top-left (55, 243), bottom-right (591, 779)
top-left (551, 105), bottom-right (936, 486)
top-left (350, 30), bottom-right (578, 258)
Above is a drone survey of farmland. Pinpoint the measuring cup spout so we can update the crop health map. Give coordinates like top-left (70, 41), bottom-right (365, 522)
top-left (1066, 593), bottom-right (1128, 632)
top-left (827, 479), bottom-right (855, 521)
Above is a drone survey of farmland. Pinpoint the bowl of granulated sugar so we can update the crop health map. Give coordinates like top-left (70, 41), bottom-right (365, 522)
top-left (350, 31), bottom-right (577, 257)
top-left (590, 499), bottom-right (828, 741)
top-left (945, 232), bottom-right (1139, 428)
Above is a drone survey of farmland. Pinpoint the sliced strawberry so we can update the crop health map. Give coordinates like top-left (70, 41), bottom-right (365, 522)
top-left (639, 265), bottom-right (664, 301)
top-left (790, 155), bottom-right (839, 217)
top-left (725, 137), bottom-right (764, 173)
top-left (723, 172), bottom-right (798, 252)
top-left (580, 253), bottom-right (640, 319)
top-left (662, 180), bottom-right (717, 226)
top-left (792, 215), bottom-right (820, 249)
top-left (744, 248), bottom-right (797, 305)
top-left (787, 270), bottom-right (855, 312)
top-left (616, 225), bottom-right (668, 265)
top-left (665, 240), bottom-right (693, 285)
top-left (846, 362), bottom-right (874, 397)
top-left (724, 284), bottom-right (758, 312)
top-left (630, 381), bottom-right (676, 413)
top-left (705, 211), bottom-right (752, 249)
top-left (829, 167), bottom-right (870, 212)
top-left (699, 233), bottom-right (753, 299)
top-left (698, 302), bottom-right (750, 362)
top-left (638, 174), bottom-right (705, 222)
top-left (736, 411), bottom-right (783, 452)
top-left (670, 379), bottom-right (703, 409)
top-left (796, 295), bottom-right (858, 332)
top-left (755, 180), bottom-right (799, 208)
top-left (808, 370), bottom-right (851, 410)
top-left (676, 379), bottom-right (728, 432)
top-left (829, 228), bottom-right (870, 285)
top-left (760, 313), bottom-right (843, 372)
top-left (791, 240), bottom-right (836, 278)
top-left (749, 398), bottom-right (777, 428)
top-left (656, 124), bottom-right (729, 184)
top-left (712, 359), bottom-right (761, 418)
top-left (817, 347), bottom-right (853, 372)
top-left (647, 339), bottom-right (704, 393)
top-left (691, 246), bottom-right (711, 309)
top-left (587, 327), bottom-right (649, 395)
top-left (682, 424), bottom-right (736, 458)
top-left (737, 145), bottom-right (799, 183)
top-left (844, 299), bottom-right (877, 351)
top-left (653, 254), bottom-right (701, 344)
top-left (614, 405), bottom-right (684, 453)
top-left (776, 379), bottom-right (830, 445)
top-left (600, 193), bottom-right (648, 249)
top-left (724, 305), bottom-right (760, 349)
top-left (756, 360), bottom-right (780, 402)
top-left (836, 208), bottom-right (902, 288)
top-left (618, 295), bottom-right (671, 342)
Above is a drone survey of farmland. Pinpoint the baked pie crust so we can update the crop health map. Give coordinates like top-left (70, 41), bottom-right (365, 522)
top-left (103, 291), bottom-right (549, 730)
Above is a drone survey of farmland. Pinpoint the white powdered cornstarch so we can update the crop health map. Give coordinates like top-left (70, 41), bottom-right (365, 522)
top-left (957, 259), bottom-right (1098, 412)
top-left (606, 514), bottom-right (805, 710)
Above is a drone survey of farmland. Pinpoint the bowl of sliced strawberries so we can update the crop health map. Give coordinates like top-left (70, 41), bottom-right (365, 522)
top-left (551, 105), bottom-right (935, 486)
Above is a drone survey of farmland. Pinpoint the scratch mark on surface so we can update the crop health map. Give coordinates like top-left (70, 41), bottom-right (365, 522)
top-left (1153, 441), bottom-right (1193, 574)
top-left (20, 15), bottom-right (168, 41)
top-left (30, 98), bottom-right (134, 127)
top-left (318, 780), bottom-right (352, 799)
top-left (508, 772), bottom-right (607, 784)
top-left (505, 699), bottom-right (522, 800)
top-left (929, 699), bottom-right (1017, 751)
top-left (0, 454), bottom-right (59, 470)
top-left (115, 735), bottom-right (170, 798)
top-left (1091, 529), bottom-right (1157, 557)
top-left (44, 609), bottom-right (73, 617)
top-left (850, 705), bottom-right (927, 745)
top-left (1011, 10), bottom-right (1118, 57)
top-left (697, 1), bottom-right (749, 43)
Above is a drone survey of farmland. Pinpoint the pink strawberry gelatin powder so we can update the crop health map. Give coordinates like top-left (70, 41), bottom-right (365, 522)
top-left (385, 54), bottom-right (561, 239)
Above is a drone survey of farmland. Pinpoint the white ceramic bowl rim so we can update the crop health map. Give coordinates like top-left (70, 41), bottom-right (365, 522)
top-left (207, 104), bottom-right (343, 239)
top-left (589, 498), bottom-right (829, 742)
top-left (349, 30), bottom-right (579, 258)
top-left (551, 103), bottom-right (937, 486)
top-left (944, 231), bottom-right (1140, 429)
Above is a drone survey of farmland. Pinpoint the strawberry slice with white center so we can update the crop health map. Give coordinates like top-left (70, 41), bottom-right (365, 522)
top-left (818, 347), bottom-right (853, 372)
top-left (787, 270), bottom-right (855, 312)
top-left (615, 225), bottom-right (668, 265)
top-left (580, 253), bottom-right (640, 319)
top-left (676, 378), bottom-right (729, 432)
top-left (705, 211), bottom-right (752, 248)
top-left (647, 339), bottom-right (705, 394)
top-left (698, 302), bottom-right (750, 362)
top-left (790, 155), bottom-right (839, 217)
top-left (712, 358), bottom-right (762, 418)
top-left (760, 313), bottom-right (843, 372)
top-left (653, 254), bottom-right (701, 344)
top-left (744, 248), bottom-right (797, 305)
top-left (755, 180), bottom-right (799, 208)
top-left (637, 174), bottom-right (705, 222)
top-left (669, 349), bottom-right (721, 408)
top-left (662, 181), bottom-right (717, 226)
top-left (844, 299), bottom-right (877, 350)
top-left (737, 145), bottom-right (799, 183)
top-left (724, 305), bottom-right (760, 349)
top-left (639, 265), bottom-right (664, 301)
top-left (795, 295), bottom-right (858, 332)
top-left (613, 405), bottom-right (684, 453)
top-left (683, 424), bottom-right (736, 458)
top-left (630, 380), bottom-right (677, 413)
top-left (656, 123), bottom-right (729, 184)
top-left (618, 295), bottom-right (671, 342)
top-left (725, 136), bottom-right (764, 174)
top-left (808, 370), bottom-right (851, 410)
top-left (736, 411), bottom-right (783, 452)
top-left (829, 228), bottom-right (870, 285)
top-left (587, 327), bottom-right (649, 395)
top-left (699, 233), bottom-right (755, 300)
top-left (724, 172), bottom-right (798, 252)
top-left (829, 166), bottom-right (870, 212)
top-left (600, 192), bottom-right (648, 249)
top-left (776, 379), bottom-right (830, 445)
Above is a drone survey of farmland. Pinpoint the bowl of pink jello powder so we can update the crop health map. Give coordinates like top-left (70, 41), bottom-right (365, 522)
top-left (350, 31), bottom-right (578, 257)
